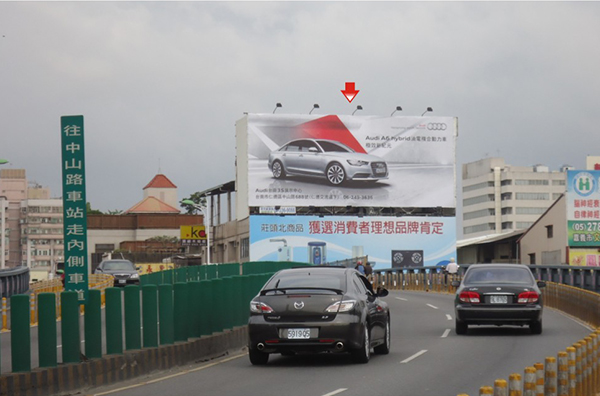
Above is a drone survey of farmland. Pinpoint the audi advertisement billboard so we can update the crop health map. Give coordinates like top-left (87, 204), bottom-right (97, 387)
top-left (249, 214), bottom-right (457, 268)
top-left (236, 114), bottom-right (457, 210)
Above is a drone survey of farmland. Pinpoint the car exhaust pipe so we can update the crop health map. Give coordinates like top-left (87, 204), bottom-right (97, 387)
top-left (335, 342), bottom-right (344, 350)
top-left (257, 343), bottom-right (265, 351)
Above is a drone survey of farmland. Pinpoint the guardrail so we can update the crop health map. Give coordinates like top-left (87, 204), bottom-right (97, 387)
top-left (371, 266), bottom-right (600, 396)
top-left (0, 266), bottom-right (29, 298)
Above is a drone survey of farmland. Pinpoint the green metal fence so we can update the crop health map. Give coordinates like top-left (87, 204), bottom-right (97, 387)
top-left (0, 260), bottom-right (308, 374)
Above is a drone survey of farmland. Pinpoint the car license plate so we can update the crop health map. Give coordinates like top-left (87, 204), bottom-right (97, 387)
top-left (119, 279), bottom-right (126, 284)
top-left (490, 295), bottom-right (507, 304)
top-left (287, 328), bottom-right (311, 339)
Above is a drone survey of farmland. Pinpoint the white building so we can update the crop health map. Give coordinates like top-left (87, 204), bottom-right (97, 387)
top-left (20, 198), bottom-right (64, 270)
top-left (462, 158), bottom-right (569, 238)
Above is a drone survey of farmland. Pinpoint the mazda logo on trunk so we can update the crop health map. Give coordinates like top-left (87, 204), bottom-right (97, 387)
top-left (294, 301), bottom-right (304, 310)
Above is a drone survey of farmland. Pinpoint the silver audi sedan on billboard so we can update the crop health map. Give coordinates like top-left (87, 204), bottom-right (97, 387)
top-left (267, 139), bottom-right (388, 186)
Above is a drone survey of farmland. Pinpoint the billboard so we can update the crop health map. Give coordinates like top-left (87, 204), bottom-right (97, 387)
top-left (569, 248), bottom-right (600, 266)
top-left (249, 215), bottom-right (456, 269)
top-left (567, 170), bottom-right (600, 247)
top-left (244, 114), bottom-right (457, 209)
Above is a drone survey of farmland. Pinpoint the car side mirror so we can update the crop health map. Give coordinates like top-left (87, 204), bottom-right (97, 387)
top-left (537, 281), bottom-right (546, 288)
top-left (451, 280), bottom-right (460, 287)
top-left (308, 147), bottom-right (318, 153)
top-left (376, 287), bottom-right (389, 297)
top-left (136, 266), bottom-right (141, 271)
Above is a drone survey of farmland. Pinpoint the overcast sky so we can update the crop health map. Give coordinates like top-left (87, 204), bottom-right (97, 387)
top-left (1, 1), bottom-right (599, 214)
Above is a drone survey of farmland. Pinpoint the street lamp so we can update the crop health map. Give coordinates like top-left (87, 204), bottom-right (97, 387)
top-left (352, 105), bottom-right (363, 115)
top-left (391, 106), bottom-right (402, 116)
top-left (309, 104), bottom-right (320, 114)
top-left (181, 199), bottom-right (211, 264)
top-left (0, 159), bottom-right (8, 269)
top-left (421, 107), bottom-right (433, 116)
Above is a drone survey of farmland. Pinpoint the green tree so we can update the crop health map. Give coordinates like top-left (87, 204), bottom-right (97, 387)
top-left (180, 193), bottom-right (207, 214)
top-left (86, 202), bottom-right (103, 215)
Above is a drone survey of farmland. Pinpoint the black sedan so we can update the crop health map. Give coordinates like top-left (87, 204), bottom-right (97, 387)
top-left (94, 259), bottom-right (141, 287)
top-left (247, 266), bottom-right (390, 365)
top-left (452, 264), bottom-right (545, 335)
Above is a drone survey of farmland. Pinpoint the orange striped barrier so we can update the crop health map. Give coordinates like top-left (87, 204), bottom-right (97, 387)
top-left (494, 379), bottom-right (507, 396)
top-left (558, 351), bottom-right (568, 396)
top-left (545, 356), bottom-right (557, 396)
top-left (533, 362), bottom-right (544, 396)
top-left (567, 346), bottom-right (576, 396)
top-left (509, 373), bottom-right (522, 396)
top-left (479, 386), bottom-right (493, 396)
top-left (523, 366), bottom-right (536, 396)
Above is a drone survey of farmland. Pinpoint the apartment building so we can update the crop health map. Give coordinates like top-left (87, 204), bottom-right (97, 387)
top-left (462, 158), bottom-right (569, 238)
top-left (20, 198), bottom-right (64, 269)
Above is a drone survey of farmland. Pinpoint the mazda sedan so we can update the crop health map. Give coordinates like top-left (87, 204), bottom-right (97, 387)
top-left (267, 139), bottom-right (388, 186)
top-left (248, 266), bottom-right (390, 365)
top-left (453, 264), bottom-right (545, 335)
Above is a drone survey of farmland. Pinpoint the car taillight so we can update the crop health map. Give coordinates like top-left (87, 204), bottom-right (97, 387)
top-left (459, 291), bottom-right (480, 303)
top-left (325, 300), bottom-right (356, 313)
top-left (250, 301), bottom-right (274, 314)
top-left (518, 291), bottom-right (539, 304)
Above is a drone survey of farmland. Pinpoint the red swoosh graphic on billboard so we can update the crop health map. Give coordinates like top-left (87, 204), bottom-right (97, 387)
top-left (297, 115), bottom-right (366, 153)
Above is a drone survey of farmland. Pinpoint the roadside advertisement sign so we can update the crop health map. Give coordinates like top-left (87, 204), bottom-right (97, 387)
top-left (180, 225), bottom-right (207, 246)
top-left (61, 115), bottom-right (89, 303)
top-left (249, 215), bottom-right (456, 268)
top-left (567, 170), bottom-right (600, 247)
top-left (245, 114), bottom-right (457, 209)
top-left (568, 248), bottom-right (600, 266)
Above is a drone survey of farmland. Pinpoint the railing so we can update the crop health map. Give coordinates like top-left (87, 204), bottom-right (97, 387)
top-left (371, 267), bottom-right (600, 396)
top-left (0, 266), bottom-right (29, 298)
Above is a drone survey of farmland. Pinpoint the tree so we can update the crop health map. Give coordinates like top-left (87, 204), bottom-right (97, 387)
top-left (180, 193), bottom-right (207, 214)
top-left (86, 202), bottom-right (103, 215)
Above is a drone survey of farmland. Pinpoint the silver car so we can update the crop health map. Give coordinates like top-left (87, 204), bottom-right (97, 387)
top-left (267, 139), bottom-right (388, 186)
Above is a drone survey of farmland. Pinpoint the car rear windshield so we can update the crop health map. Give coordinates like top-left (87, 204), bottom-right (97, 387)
top-left (103, 261), bottom-right (135, 270)
top-left (463, 267), bottom-right (534, 285)
top-left (265, 273), bottom-right (344, 293)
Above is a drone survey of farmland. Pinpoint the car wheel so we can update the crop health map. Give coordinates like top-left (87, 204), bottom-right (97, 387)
top-left (326, 162), bottom-right (346, 185)
top-left (272, 160), bottom-right (285, 179)
top-left (455, 318), bottom-right (468, 335)
top-left (374, 317), bottom-right (391, 355)
top-left (351, 324), bottom-right (371, 364)
top-left (530, 320), bottom-right (542, 335)
top-left (249, 348), bottom-right (269, 365)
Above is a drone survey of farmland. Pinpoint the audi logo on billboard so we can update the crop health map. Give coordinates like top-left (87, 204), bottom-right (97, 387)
top-left (427, 123), bottom-right (447, 131)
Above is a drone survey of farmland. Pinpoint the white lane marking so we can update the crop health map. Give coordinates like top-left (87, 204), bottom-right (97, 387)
top-left (446, 314), bottom-right (452, 321)
top-left (401, 349), bottom-right (428, 363)
top-left (322, 389), bottom-right (348, 396)
top-left (395, 297), bottom-right (407, 301)
top-left (426, 304), bottom-right (438, 310)
top-left (441, 329), bottom-right (451, 338)
top-left (89, 353), bottom-right (246, 395)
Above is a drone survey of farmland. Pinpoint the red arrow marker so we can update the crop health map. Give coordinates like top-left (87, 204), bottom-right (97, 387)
top-left (341, 82), bottom-right (359, 103)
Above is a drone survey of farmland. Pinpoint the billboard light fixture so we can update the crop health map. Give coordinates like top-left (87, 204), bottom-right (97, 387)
top-left (352, 105), bottom-right (363, 115)
top-left (421, 107), bottom-right (433, 116)
top-left (273, 103), bottom-right (282, 114)
top-left (391, 106), bottom-right (402, 116)
top-left (309, 104), bottom-right (320, 114)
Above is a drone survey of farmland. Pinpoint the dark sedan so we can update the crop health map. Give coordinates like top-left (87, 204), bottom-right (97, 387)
top-left (247, 266), bottom-right (390, 365)
top-left (94, 259), bottom-right (141, 287)
top-left (453, 264), bottom-right (545, 335)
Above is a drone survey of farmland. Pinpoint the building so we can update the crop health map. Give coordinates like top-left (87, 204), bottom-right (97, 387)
top-left (20, 198), bottom-right (64, 270)
top-left (462, 158), bottom-right (570, 238)
top-left (86, 173), bottom-right (205, 268)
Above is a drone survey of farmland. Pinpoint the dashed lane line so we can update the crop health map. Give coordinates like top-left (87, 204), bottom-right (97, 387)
top-left (322, 389), bottom-right (348, 396)
top-left (426, 304), bottom-right (439, 310)
top-left (395, 297), bottom-right (407, 301)
top-left (401, 350), bottom-right (428, 364)
top-left (441, 329), bottom-right (451, 338)
top-left (446, 314), bottom-right (452, 321)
